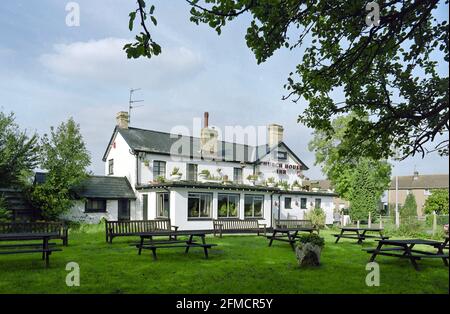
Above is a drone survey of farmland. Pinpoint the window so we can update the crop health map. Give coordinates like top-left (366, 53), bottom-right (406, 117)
top-left (153, 161), bottom-right (166, 179)
top-left (233, 168), bottom-right (243, 184)
top-left (300, 198), bottom-right (307, 209)
top-left (157, 193), bottom-right (170, 218)
top-left (85, 199), bottom-right (107, 213)
top-left (108, 159), bottom-right (114, 175)
top-left (315, 198), bottom-right (322, 209)
top-left (244, 195), bottom-right (264, 218)
top-left (187, 164), bottom-right (198, 181)
top-left (188, 193), bottom-right (212, 219)
top-left (218, 194), bottom-right (240, 218)
top-left (277, 151), bottom-right (288, 160)
top-left (285, 197), bottom-right (292, 209)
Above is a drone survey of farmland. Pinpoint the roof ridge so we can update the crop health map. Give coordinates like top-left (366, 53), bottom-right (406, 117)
top-left (125, 127), bottom-right (258, 148)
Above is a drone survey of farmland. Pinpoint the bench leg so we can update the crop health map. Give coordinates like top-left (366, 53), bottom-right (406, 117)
top-left (335, 230), bottom-right (343, 244)
top-left (138, 237), bottom-right (145, 256)
top-left (45, 252), bottom-right (50, 268)
top-left (151, 248), bottom-right (157, 260)
top-left (436, 247), bottom-right (448, 266)
top-left (185, 235), bottom-right (194, 254)
top-left (268, 232), bottom-right (276, 247)
top-left (370, 242), bottom-right (383, 262)
top-left (201, 235), bottom-right (209, 259)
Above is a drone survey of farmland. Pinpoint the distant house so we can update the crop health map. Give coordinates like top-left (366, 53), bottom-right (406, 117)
top-left (34, 173), bottom-right (136, 223)
top-left (304, 179), bottom-right (349, 212)
top-left (387, 172), bottom-right (449, 216)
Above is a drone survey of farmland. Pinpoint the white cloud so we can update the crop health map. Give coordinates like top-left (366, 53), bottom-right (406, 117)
top-left (39, 38), bottom-right (204, 89)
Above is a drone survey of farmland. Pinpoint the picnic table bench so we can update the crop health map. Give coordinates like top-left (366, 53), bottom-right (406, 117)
top-left (105, 219), bottom-right (178, 243)
top-left (267, 227), bottom-right (316, 251)
top-left (0, 232), bottom-right (62, 267)
top-left (275, 219), bottom-right (319, 234)
top-left (135, 230), bottom-right (217, 260)
top-left (334, 227), bottom-right (388, 244)
top-left (0, 222), bottom-right (69, 246)
top-left (364, 239), bottom-right (449, 271)
top-left (213, 219), bottom-right (266, 237)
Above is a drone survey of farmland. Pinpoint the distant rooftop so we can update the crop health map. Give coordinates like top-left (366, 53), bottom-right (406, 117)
top-left (389, 174), bottom-right (449, 190)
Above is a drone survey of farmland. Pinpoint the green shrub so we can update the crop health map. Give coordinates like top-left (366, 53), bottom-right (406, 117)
top-left (0, 195), bottom-right (12, 222)
top-left (298, 233), bottom-right (325, 248)
top-left (401, 193), bottom-right (418, 218)
top-left (424, 189), bottom-right (449, 215)
top-left (305, 207), bottom-right (326, 229)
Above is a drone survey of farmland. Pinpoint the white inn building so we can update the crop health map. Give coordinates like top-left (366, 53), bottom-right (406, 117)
top-left (66, 112), bottom-right (337, 230)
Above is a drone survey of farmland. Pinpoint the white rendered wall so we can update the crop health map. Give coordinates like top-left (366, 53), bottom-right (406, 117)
top-left (104, 132), bottom-right (137, 187)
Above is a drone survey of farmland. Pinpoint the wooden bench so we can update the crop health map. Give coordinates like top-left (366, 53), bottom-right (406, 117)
top-left (136, 231), bottom-right (217, 260)
top-left (0, 222), bottom-right (69, 246)
top-left (213, 219), bottom-right (267, 237)
top-left (275, 219), bottom-right (319, 234)
top-left (0, 233), bottom-right (63, 267)
top-left (364, 239), bottom-right (449, 271)
top-left (105, 219), bottom-right (179, 244)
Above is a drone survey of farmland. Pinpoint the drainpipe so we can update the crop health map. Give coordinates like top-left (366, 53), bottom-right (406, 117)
top-left (278, 194), bottom-right (282, 221)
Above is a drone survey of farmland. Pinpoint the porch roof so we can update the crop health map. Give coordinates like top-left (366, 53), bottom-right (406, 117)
top-left (136, 181), bottom-right (338, 196)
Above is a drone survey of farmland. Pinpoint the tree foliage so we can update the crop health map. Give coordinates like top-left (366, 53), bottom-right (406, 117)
top-left (128, 0), bottom-right (449, 161)
top-left (31, 118), bottom-right (91, 221)
top-left (309, 114), bottom-right (391, 201)
top-left (424, 189), bottom-right (449, 215)
top-left (348, 159), bottom-right (382, 221)
top-left (0, 195), bottom-right (12, 222)
top-left (401, 193), bottom-right (418, 218)
top-left (0, 111), bottom-right (39, 188)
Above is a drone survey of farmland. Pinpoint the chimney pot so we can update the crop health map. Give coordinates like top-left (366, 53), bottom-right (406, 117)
top-left (116, 111), bottom-right (129, 129)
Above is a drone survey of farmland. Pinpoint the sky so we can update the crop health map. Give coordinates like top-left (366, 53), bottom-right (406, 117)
top-left (0, 0), bottom-right (448, 179)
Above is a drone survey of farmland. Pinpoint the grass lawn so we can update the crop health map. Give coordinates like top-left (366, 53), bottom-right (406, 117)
top-left (0, 228), bottom-right (448, 294)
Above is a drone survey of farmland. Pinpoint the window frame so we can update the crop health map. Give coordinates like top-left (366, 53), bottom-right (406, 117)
top-left (85, 198), bottom-right (107, 213)
top-left (285, 197), bottom-right (292, 209)
top-left (315, 198), bottom-right (322, 209)
top-left (108, 159), bottom-right (114, 175)
top-left (233, 167), bottom-right (243, 184)
top-left (277, 151), bottom-right (288, 161)
top-left (244, 195), bottom-right (264, 219)
top-left (218, 193), bottom-right (240, 218)
top-left (156, 192), bottom-right (170, 218)
top-left (187, 163), bottom-right (198, 182)
top-left (300, 198), bottom-right (307, 210)
top-left (153, 160), bottom-right (167, 179)
top-left (188, 192), bottom-right (213, 220)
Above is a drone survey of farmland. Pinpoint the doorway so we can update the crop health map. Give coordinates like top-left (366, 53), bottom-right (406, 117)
top-left (118, 199), bottom-right (131, 221)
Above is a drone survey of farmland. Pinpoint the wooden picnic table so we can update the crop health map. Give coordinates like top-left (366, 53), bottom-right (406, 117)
top-left (364, 239), bottom-right (449, 271)
top-left (267, 227), bottom-right (315, 251)
top-left (0, 232), bottom-right (62, 267)
top-left (135, 230), bottom-right (217, 260)
top-left (334, 227), bottom-right (388, 244)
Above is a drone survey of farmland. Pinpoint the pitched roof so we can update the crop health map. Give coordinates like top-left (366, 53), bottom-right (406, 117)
top-left (305, 179), bottom-right (333, 191)
top-left (389, 174), bottom-right (449, 190)
top-left (73, 176), bottom-right (136, 199)
top-left (102, 127), bottom-right (309, 169)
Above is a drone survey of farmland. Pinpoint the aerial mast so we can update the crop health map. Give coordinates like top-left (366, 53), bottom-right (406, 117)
top-left (128, 88), bottom-right (144, 125)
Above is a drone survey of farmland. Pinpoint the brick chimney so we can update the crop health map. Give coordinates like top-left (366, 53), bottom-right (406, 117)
top-left (268, 124), bottom-right (284, 147)
top-left (201, 112), bottom-right (218, 157)
top-left (116, 111), bottom-right (129, 129)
